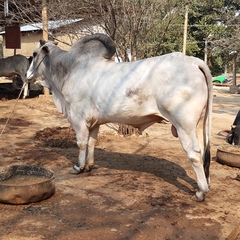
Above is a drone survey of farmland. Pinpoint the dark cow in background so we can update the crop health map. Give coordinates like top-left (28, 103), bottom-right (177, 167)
top-left (226, 110), bottom-right (240, 145)
top-left (0, 54), bottom-right (30, 98)
top-left (27, 33), bottom-right (212, 201)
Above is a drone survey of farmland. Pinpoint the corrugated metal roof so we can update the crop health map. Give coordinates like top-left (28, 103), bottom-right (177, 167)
top-left (0, 18), bottom-right (82, 34)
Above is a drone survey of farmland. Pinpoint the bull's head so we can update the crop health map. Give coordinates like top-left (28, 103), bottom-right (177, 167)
top-left (26, 40), bottom-right (58, 87)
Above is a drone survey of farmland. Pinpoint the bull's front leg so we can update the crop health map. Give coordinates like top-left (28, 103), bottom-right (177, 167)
top-left (85, 125), bottom-right (100, 171)
top-left (70, 125), bottom-right (90, 174)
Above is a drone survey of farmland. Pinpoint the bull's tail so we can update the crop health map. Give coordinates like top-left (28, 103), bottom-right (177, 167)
top-left (198, 60), bottom-right (212, 182)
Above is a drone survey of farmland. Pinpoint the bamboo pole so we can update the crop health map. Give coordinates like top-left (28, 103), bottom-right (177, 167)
top-left (42, 0), bottom-right (50, 95)
top-left (182, 1), bottom-right (189, 55)
top-left (232, 52), bottom-right (237, 86)
top-left (42, 0), bottom-right (48, 41)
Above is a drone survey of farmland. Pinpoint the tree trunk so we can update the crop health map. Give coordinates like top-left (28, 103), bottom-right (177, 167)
top-left (117, 124), bottom-right (139, 136)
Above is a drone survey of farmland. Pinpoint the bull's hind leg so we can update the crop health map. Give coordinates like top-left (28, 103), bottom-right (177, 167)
top-left (177, 128), bottom-right (209, 201)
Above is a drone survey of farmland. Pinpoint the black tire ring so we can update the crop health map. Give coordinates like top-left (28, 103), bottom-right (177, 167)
top-left (217, 145), bottom-right (240, 168)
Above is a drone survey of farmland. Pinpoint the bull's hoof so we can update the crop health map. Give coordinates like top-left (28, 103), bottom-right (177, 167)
top-left (84, 165), bottom-right (93, 172)
top-left (69, 165), bottom-right (84, 174)
top-left (84, 165), bottom-right (98, 172)
top-left (195, 191), bottom-right (205, 202)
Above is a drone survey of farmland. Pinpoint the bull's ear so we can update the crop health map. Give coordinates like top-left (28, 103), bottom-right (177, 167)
top-left (39, 39), bottom-right (46, 46)
top-left (42, 46), bottom-right (50, 55)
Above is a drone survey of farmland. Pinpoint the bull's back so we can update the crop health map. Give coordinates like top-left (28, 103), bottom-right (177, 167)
top-left (62, 52), bottom-right (209, 125)
top-left (86, 53), bottom-right (208, 122)
top-left (93, 53), bottom-right (207, 100)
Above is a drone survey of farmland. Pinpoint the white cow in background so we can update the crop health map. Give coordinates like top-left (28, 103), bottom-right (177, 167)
top-left (27, 33), bottom-right (212, 201)
top-left (0, 54), bottom-right (30, 98)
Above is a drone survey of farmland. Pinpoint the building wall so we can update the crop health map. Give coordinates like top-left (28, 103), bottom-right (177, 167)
top-left (1, 31), bottom-right (81, 58)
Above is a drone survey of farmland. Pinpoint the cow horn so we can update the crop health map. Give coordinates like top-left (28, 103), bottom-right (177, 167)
top-left (39, 40), bottom-right (47, 46)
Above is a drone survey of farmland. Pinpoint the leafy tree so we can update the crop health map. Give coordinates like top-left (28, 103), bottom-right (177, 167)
top-left (0, 0), bottom-right (239, 134)
top-left (186, 0), bottom-right (240, 75)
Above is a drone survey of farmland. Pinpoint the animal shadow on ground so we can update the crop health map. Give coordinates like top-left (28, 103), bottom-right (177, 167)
top-left (95, 148), bottom-right (197, 195)
top-left (0, 83), bottom-right (43, 100)
top-left (33, 127), bottom-right (197, 196)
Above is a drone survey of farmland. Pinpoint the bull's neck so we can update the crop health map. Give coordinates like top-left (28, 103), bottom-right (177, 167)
top-left (50, 47), bottom-right (67, 59)
top-left (42, 48), bottom-right (68, 108)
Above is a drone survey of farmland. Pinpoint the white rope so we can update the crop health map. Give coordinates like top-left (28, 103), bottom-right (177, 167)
top-left (0, 82), bottom-right (27, 137)
top-left (0, 54), bottom-right (48, 136)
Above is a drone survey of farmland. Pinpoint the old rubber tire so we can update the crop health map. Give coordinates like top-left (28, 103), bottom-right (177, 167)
top-left (0, 165), bottom-right (55, 204)
top-left (217, 145), bottom-right (240, 168)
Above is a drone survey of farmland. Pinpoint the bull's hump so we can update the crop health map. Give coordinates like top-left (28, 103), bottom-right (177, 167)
top-left (70, 34), bottom-right (116, 60)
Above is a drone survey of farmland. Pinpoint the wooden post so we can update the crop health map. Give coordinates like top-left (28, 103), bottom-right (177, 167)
top-left (229, 51), bottom-right (238, 93)
top-left (42, 0), bottom-right (48, 41)
top-left (182, 0), bottom-right (189, 55)
top-left (232, 52), bottom-right (237, 86)
top-left (42, 0), bottom-right (50, 95)
top-left (204, 38), bottom-right (208, 64)
top-left (204, 34), bottom-right (213, 64)
top-left (4, 0), bottom-right (9, 17)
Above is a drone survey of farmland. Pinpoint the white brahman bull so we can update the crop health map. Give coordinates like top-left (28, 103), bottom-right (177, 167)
top-left (0, 54), bottom-right (30, 98)
top-left (27, 33), bottom-right (212, 201)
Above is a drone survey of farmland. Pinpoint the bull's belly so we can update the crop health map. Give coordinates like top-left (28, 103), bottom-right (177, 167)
top-left (93, 97), bottom-right (170, 129)
top-left (98, 113), bottom-right (167, 129)
top-left (0, 72), bottom-right (15, 78)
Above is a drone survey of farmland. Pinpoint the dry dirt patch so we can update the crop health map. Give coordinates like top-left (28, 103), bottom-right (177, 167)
top-left (0, 86), bottom-right (239, 240)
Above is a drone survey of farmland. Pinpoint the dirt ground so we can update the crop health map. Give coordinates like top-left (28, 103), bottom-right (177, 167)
top-left (0, 81), bottom-right (240, 240)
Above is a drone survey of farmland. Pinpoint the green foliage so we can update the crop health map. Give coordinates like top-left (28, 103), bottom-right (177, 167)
top-left (185, 0), bottom-right (239, 75)
top-left (129, 0), bottom-right (239, 75)
top-left (1, 0), bottom-right (238, 74)
top-left (93, 0), bottom-right (239, 76)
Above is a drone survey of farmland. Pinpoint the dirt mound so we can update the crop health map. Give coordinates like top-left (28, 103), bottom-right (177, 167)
top-left (35, 126), bottom-right (77, 148)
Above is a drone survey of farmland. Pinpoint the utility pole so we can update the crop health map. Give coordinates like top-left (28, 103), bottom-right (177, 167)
top-left (204, 37), bottom-right (208, 64)
top-left (42, 0), bottom-right (48, 40)
top-left (232, 51), bottom-right (237, 86)
top-left (229, 51), bottom-right (238, 93)
top-left (4, 0), bottom-right (9, 17)
top-left (204, 34), bottom-right (213, 64)
top-left (42, 0), bottom-right (50, 95)
top-left (182, 0), bottom-right (189, 55)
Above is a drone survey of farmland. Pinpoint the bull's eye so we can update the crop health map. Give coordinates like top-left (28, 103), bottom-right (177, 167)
top-left (33, 52), bottom-right (37, 58)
